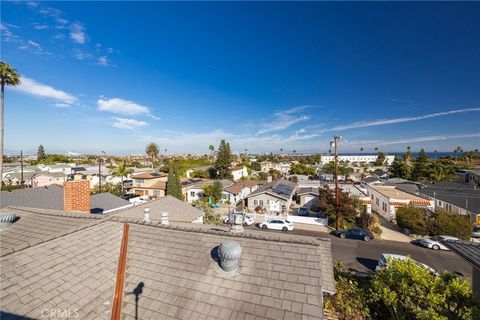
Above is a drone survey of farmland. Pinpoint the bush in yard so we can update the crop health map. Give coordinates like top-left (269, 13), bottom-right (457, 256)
top-left (427, 210), bottom-right (472, 240)
top-left (196, 202), bottom-right (222, 225)
top-left (369, 257), bottom-right (475, 320)
top-left (356, 212), bottom-right (383, 237)
top-left (395, 205), bottom-right (428, 235)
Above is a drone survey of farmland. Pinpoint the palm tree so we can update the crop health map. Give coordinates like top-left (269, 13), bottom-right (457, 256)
top-left (293, 150), bottom-right (296, 155)
top-left (145, 143), bottom-right (159, 167)
top-left (0, 62), bottom-right (21, 183)
top-left (433, 150), bottom-right (437, 161)
top-left (112, 160), bottom-right (132, 193)
top-left (244, 148), bottom-right (248, 154)
top-left (407, 146), bottom-right (411, 152)
top-left (164, 148), bottom-right (167, 155)
top-left (360, 147), bottom-right (364, 153)
top-left (374, 147), bottom-right (379, 152)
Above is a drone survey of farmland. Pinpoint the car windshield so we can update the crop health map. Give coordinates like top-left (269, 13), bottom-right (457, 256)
top-left (430, 236), bottom-right (442, 241)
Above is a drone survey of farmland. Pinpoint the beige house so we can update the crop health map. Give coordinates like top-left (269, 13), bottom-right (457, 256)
top-left (367, 184), bottom-right (433, 221)
top-left (131, 172), bottom-right (168, 199)
top-left (244, 179), bottom-right (296, 214)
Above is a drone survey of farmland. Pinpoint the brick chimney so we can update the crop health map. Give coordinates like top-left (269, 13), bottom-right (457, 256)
top-left (63, 180), bottom-right (91, 213)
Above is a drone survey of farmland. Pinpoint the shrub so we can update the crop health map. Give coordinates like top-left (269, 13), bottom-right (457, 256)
top-left (196, 202), bottom-right (222, 225)
top-left (427, 211), bottom-right (472, 240)
top-left (395, 205), bottom-right (428, 235)
top-left (356, 213), bottom-right (382, 237)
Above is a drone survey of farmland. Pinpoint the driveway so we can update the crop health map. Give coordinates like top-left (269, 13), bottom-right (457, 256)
top-left (377, 215), bottom-right (411, 242)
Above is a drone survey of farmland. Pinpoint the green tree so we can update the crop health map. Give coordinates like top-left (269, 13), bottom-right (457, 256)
top-left (418, 148), bottom-right (429, 162)
top-left (214, 139), bottom-right (233, 179)
top-left (208, 144), bottom-right (215, 162)
top-left (166, 161), bottom-right (183, 200)
top-left (427, 210), bottom-right (472, 240)
top-left (370, 257), bottom-right (475, 320)
top-left (395, 205), bottom-right (428, 235)
top-left (145, 142), bottom-right (159, 165)
top-left (313, 187), bottom-right (360, 228)
top-left (374, 152), bottom-right (386, 166)
top-left (251, 161), bottom-right (261, 171)
top-left (257, 171), bottom-right (268, 180)
top-left (289, 163), bottom-right (316, 176)
top-left (202, 180), bottom-right (223, 202)
top-left (37, 145), bottom-right (46, 161)
top-left (389, 156), bottom-right (411, 179)
top-left (0, 62), bottom-right (21, 183)
top-left (112, 160), bottom-right (132, 193)
top-left (91, 181), bottom-right (123, 197)
top-left (195, 202), bottom-right (222, 225)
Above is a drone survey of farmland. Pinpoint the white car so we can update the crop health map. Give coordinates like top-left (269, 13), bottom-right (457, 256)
top-left (419, 235), bottom-right (459, 250)
top-left (375, 254), bottom-right (437, 274)
top-left (259, 219), bottom-right (294, 231)
top-left (223, 215), bottom-right (255, 226)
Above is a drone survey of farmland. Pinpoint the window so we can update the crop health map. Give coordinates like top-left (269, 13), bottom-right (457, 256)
top-left (190, 191), bottom-right (196, 197)
top-left (437, 200), bottom-right (443, 206)
top-left (254, 200), bottom-right (258, 206)
top-left (135, 179), bottom-right (144, 184)
top-left (376, 198), bottom-right (379, 206)
top-left (153, 190), bottom-right (160, 196)
top-left (259, 200), bottom-right (264, 206)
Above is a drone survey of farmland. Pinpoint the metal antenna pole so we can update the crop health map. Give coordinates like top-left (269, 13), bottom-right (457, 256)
top-left (20, 150), bottom-right (24, 187)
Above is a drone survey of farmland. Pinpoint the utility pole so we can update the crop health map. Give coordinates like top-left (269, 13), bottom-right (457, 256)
top-left (98, 158), bottom-right (102, 193)
top-left (331, 136), bottom-right (340, 230)
top-left (20, 150), bottom-right (24, 187)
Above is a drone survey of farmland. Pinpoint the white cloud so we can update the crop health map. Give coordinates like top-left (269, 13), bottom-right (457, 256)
top-left (97, 98), bottom-right (151, 115)
top-left (113, 118), bottom-right (148, 130)
top-left (33, 23), bottom-right (48, 30)
top-left (12, 77), bottom-right (76, 104)
top-left (70, 23), bottom-right (86, 44)
top-left (257, 105), bottom-right (320, 134)
top-left (52, 103), bottom-right (71, 108)
top-left (318, 108), bottom-right (480, 133)
top-left (73, 49), bottom-right (91, 60)
top-left (97, 56), bottom-right (108, 65)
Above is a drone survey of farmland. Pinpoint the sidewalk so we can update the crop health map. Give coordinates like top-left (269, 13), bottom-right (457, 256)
top-left (377, 215), bottom-right (411, 242)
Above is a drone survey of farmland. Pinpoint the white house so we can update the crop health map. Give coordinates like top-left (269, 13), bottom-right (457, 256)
top-left (231, 166), bottom-right (248, 181)
top-left (221, 180), bottom-right (265, 204)
top-left (320, 155), bottom-right (395, 166)
top-left (185, 179), bottom-right (234, 203)
top-left (367, 184), bottom-right (433, 221)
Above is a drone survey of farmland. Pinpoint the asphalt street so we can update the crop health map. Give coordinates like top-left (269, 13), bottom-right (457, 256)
top-left (246, 225), bottom-right (472, 278)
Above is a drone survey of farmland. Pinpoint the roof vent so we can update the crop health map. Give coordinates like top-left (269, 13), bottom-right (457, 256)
top-left (143, 208), bottom-right (150, 222)
top-left (161, 212), bottom-right (169, 225)
top-left (0, 213), bottom-right (17, 230)
top-left (217, 240), bottom-right (242, 273)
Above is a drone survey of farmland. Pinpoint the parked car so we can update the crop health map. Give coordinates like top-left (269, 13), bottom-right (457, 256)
top-left (121, 193), bottom-right (138, 200)
top-left (472, 226), bottom-right (480, 238)
top-left (375, 254), bottom-right (438, 274)
top-left (297, 207), bottom-right (325, 218)
top-left (419, 235), bottom-right (459, 250)
top-left (223, 215), bottom-right (254, 226)
top-left (259, 219), bottom-right (294, 231)
top-left (333, 229), bottom-right (374, 242)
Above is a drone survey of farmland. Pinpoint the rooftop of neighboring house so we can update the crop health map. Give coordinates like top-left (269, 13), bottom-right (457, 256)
top-left (0, 185), bottom-right (131, 214)
top-left (39, 163), bottom-right (73, 170)
top-left (189, 179), bottom-right (234, 189)
top-left (131, 171), bottom-right (167, 180)
top-left (441, 240), bottom-right (480, 270)
top-left (223, 180), bottom-right (266, 194)
top-left (181, 178), bottom-right (204, 187)
top-left (246, 179), bottom-right (297, 201)
top-left (3, 172), bottom-right (37, 180)
top-left (370, 185), bottom-right (429, 202)
top-left (231, 165), bottom-right (246, 171)
top-left (112, 195), bottom-right (204, 223)
top-left (296, 187), bottom-right (319, 196)
top-left (420, 180), bottom-right (480, 213)
top-left (0, 208), bottom-right (335, 319)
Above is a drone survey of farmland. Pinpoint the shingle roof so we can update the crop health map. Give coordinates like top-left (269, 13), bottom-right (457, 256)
top-left (0, 185), bottom-right (64, 210)
top-left (0, 207), bottom-right (102, 256)
top-left (90, 193), bottom-right (132, 214)
top-left (223, 180), bottom-right (265, 194)
top-left (0, 185), bottom-right (131, 214)
top-left (420, 181), bottom-right (480, 213)
top-left (0, 214), bottom-right (335, 319)
top-left (296, 187), bottom-right (319, 196)
top-left (246, 179), bottom-right (297, 201)
top-left (112, 195), bottom-right (204, 223)
top-left (131, 172), bottom-right (167, 179)
top-left (441, 240), bottom-right (480, 270)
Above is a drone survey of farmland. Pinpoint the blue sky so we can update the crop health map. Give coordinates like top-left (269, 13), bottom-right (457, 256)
top-left (1, 1), bottom-right (479, 155)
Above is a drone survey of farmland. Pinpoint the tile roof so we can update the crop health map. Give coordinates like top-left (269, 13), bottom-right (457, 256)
top-left (0, 213), bottom-right (335, 319)
top-left (112, 195), bottom-right (204, 223)
top-left (0, 185), bottom-right (131, 214)
top-left (420, 181), bottom-right (480, 213)
top-left (246, 179), bottom-right (297, 201)
top-left (441, 240), bottom-right (480, 270)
